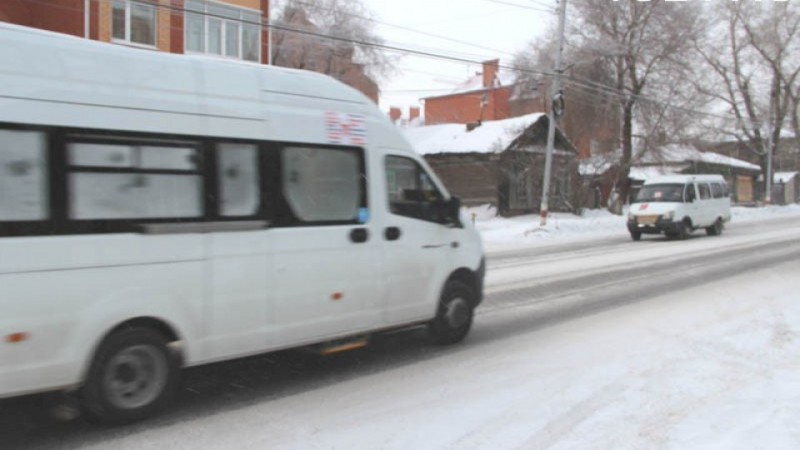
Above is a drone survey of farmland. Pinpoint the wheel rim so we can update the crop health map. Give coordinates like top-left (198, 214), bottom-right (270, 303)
top-left (444, 297), bottom-right (470, 329)
top-left (102, 345), bottom-right (168, 410)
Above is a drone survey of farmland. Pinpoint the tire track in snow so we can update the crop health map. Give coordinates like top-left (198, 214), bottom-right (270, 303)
top-left (480, 236), bottom-right (800, 318)
top-left (511, 379), bottom-right (630, 450)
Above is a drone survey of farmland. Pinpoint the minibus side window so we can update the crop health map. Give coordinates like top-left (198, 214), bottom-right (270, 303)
top-left (218, 143), bottom-right (259, 217)
top-left (0, 129), bottom-right (48, 221)
top-left (684, 184), bottom-right (697, 203)
top-left (280, 146), bottom-right (365, 224)
top-left (698, 183), bottom-right (711, 200)
top-left (710, 183), bottom-right (724, 199)
top-left (68, 141), bottom-right (203, 220)
top-left (385, 156), bottom-right (444, 223)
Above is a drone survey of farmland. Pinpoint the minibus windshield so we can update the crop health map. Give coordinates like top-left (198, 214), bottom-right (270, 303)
top-left (634, 184), bottom-right (685, 203)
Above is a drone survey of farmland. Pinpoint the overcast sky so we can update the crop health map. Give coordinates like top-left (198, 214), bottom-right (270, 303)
top-left (365, 0), bottom-right (556, 114)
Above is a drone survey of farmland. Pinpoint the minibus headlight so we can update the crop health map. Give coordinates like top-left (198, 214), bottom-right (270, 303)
top-left (661, 211), bottom-right (674, 221)
top-left (628, 212), bottom-right (635, 221)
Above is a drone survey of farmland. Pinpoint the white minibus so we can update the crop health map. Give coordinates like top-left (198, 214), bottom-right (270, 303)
top-left (0, 23), bottom-right (485, 422)
top-left (627, 175), bottom-right (732, 240)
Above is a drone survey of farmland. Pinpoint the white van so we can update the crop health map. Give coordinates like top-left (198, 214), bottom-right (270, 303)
top-left (0, 23), bottom-right (485, 422)
top-left (627, 175), bottom-right (731, 240)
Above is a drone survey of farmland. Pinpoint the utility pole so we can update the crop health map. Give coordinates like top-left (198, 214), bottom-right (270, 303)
top-left (765, 83), bottom-right (775, 205)
top-left (540, 0), bottom-right (568, 226)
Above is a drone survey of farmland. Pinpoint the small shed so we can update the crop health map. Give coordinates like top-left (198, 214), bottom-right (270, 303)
top-left (404, 113), bottom-right (579, 216)
top-left (762, 172), bottom-right (799, 205)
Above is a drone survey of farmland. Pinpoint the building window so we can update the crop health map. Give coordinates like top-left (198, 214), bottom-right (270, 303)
top-left (112, 0), bottom-right (157, 47)
top-left (186, 0), bottom-right (261, 62)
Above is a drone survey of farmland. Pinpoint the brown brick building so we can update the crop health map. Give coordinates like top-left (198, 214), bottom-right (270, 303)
top-left (420, 58), bottom-right (619, 160)
top-left (0, 0), bottom-right (379, 102)
top-left (422, 60), bottom-right (542, 126)
top-left (1, 1), bottom-right (271, 62)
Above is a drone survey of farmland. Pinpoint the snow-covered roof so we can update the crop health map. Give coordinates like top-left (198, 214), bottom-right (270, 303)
top-left (579, 153), bottom-right (616, 176)
top-left (759, 171), bottom-right (798, 183)
top-left (639, 144), bottom-right (760, 171)
top-left (775, 172), bottom-right (798, 183)
top-left (629, 166), bottom-right (687, 182)
top-left (403, 113), bottom-right (545, 156)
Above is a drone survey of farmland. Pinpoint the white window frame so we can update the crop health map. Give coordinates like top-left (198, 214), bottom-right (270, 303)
top-left (185, 0), bottom-right (262, 63)
top-left (111, 0), bottom-right (158, 49)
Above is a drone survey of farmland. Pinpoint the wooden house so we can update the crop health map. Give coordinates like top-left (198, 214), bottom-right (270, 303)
top-left (404, 114), bottom-right (579, 216)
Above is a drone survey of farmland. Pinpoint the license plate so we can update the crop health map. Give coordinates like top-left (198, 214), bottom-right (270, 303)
top-left (638, 215), bottom-right (658, 225)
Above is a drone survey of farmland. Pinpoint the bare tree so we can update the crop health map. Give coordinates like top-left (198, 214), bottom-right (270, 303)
top-left (568, 0), bottom-right (706, 203)
top-left (514, 32), bottom-right (621, 152)
top-left (693, 1), bottom-right (800, 182)
top-left (270, 0), bottom-right (392, 83)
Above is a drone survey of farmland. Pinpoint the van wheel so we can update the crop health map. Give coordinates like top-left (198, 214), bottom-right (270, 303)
top-left (677, 220), bottom-right (691, 240)
top-left (706, 219), bottom-right (723, 236)
top-left (81, 328), bottom-right (179, 424)
top-left (428, 280), bottom-right (475, 345)
top-left (630, 231), bottom-right (642, 241)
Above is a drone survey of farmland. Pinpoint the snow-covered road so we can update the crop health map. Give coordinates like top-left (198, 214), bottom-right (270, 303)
top-left (3, 213), bottom-right (800, 450)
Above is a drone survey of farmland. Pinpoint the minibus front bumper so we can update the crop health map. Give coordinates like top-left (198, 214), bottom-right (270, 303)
top-left (627, 217), bottom-right (682, 235)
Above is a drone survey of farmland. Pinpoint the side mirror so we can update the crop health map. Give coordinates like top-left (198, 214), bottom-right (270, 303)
top-left (433, 197), bottom-right (463, 227)
top-left (447, 197), bottom-right (462, 227)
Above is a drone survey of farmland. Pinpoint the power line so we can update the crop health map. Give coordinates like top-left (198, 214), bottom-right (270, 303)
top-left (287, 0), bottom-right (519, 58)
top-left (479, 0), bottom-right (556, 14)
top-left (13, 0), bottom-right (767, 126)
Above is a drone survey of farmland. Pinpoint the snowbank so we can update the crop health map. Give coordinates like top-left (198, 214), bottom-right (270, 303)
top-left (467, 204), bottom-right (800, 251)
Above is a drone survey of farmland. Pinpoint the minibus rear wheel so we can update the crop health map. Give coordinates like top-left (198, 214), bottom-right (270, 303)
top-left (706, 219), bottom-right (723, 236)
top-left (429, 280), bottom-right (476, 345)
top-left (81, 328), bottom-right (179, 424)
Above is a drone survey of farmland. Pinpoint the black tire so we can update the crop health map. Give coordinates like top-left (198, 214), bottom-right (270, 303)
top-left (630, 231), bottom-right (642, 241)
top-left (677, 220), bottom-right (691, 240)
top-left (706, 219), bottom-right (723, 236)
top-left (428, 280), bottom-right (476, 345)
top-left (81, 328), bottom-right (179, 424)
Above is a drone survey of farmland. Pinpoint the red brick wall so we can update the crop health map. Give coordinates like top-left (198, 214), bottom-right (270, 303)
top-left (32, 0), bottom-right (84, 37)
top-left (261, 0), bottom-right (270, 64)
top-left (389, 107), bottom-right (402, 122)
top-left (170, 0), bottom-right (184, 54)
top-left (425, 86), bottom-right (513, 125)
top-left (0, 0), bottom-right (33, 26)
top-left (1, 0), bottom-right (84, 36)
top-left (482, 59), bottom-right (498, 88)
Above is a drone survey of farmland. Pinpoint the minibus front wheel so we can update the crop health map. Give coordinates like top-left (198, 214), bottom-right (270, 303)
top-left (428, 280), bottom-right (476, 345)
top-left (81, 328), bottom-right (179, 423)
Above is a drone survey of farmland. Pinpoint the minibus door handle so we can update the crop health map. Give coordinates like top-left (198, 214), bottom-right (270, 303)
top-left (350, 228), bottom-right (369, 244)
top-left (384, 226), bottom-right (401, 241)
